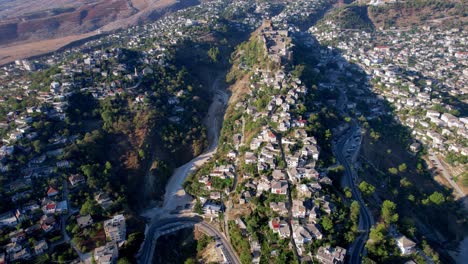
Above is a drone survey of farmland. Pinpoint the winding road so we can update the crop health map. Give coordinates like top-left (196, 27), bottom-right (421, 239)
top-left (333, 122), bottom-right (374, 264)
top-left (141, 217), bottom-right (240, 264)
top-left (137, 75), bottom-right (241, 264)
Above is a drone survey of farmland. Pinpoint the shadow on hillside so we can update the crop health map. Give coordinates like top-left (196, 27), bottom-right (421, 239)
top-left (154, 227), bottom-right (197, 264)
top-left (291, 29), bottom-right (467, 263)
top-left (135, 21), bottom-right (257, 210)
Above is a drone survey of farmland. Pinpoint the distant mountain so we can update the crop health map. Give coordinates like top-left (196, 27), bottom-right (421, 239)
top-left (317, 0), bottom-right (466, 31)
top-left (321, 5), bottom-right (375, 32)
top-left (367, 0), bottom-right (466, 29)
top-left (0, 0), bottom-right (136, 46)
top-left (0, 0), bottom-right (199, 65)
top-left (0, 0), bottom-right (199, 47)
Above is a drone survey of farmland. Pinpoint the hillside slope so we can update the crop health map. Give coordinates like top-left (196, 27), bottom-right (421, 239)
top-left (368, 0), bottom-right (466, 29)
top-left (316, 0), bottom-right (466, 31)
top-left (0, 0), bottom-right (199, 65)
top-left (0, 0), bottom-right (135, 46)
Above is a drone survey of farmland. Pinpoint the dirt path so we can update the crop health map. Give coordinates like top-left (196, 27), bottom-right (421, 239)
top-left (141, 74), bottom-right (228, 218)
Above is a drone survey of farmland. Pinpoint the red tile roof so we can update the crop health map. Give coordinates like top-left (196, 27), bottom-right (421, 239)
top-left (47, 187), bottom-right (58, 196)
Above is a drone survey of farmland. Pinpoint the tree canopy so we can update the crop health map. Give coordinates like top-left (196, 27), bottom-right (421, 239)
top-left (359, 181), bottom-right (376, 196)
top-left (381, 200), bottom-right (398, 226)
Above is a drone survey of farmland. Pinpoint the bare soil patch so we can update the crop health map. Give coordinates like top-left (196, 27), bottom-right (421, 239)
top-left (0, 0), bottom-right (194, 66)
top-left (0, 32), bottom-right (97, 65)
top-left (131, 0), bottom-right (151, 10)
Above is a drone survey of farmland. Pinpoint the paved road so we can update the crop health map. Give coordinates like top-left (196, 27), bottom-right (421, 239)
top-left (139, 217), bottom-right (200, 264)
top-left (334, 122), bottom-right (374, 264)
top-left (197, 221), bottom-right (241, 264)
top-left (332, 70), bottom-right (374, 263)
top-left (138, 217), bottom-right (240, 264)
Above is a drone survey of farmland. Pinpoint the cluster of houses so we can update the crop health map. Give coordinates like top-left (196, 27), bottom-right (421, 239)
top-left (98, 0), bottom-right (259, 53)
top-left (0, 168), bottom-right (125, 263)
top-left (240, 39), bottom-right (336, 263)
top-left (0, 180), bottom-right (69, 262)
top-left (1, 82), bottom-right (69, 146)
top-left (0, 0), bottom-right (442, 262)
top-left (0, 0), bottom-right (270, 168)
top-left (267, 0), bottom-right (333, 32)
top-left (0, 0), bottom-right (261, 143)
top-left (0, 48), bottom-right (131, 262)
top-left (0, 1), bottom-right (276, 263)
top-left (310, 21), bottom-right (468, 158)
top-left (190, 17), bottom-right (344, 262)
top-left (304, 6), bottom-right (465, 261)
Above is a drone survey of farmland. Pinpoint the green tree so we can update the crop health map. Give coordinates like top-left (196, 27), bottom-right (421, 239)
top-left (388, 167), bottom-right (398, 175)
top-left (359, 181), bottom-right (376, 196)
top-left (344, 187), bottom-right (352, 198)
top-left (104, 161), bottom-right (112, 174)
top-left (422, 240), bottom-right (440, 263)
top-left (381, 200), bottom-right (398, 226)
top-left (324, 129), bottom-right (332, 141)
top-left (400, 178), bottom-right (412, 188)
top-left (428, 191), bottom-right (445, 205)
top-left (72, 225), bottom-right (80, 235)
top-left (401, 217), bottom-right (417, 238)
top-left (460, 171), bottom-right (468, 187)
top-left (117, 258), bottom-right (132, 264)
top-left (32, 140), bottom-right (43, 153)
top-left (80, 199), bottom-right (101, 216)
top-left (366, 223), bottom-right (395, 261)
top-left (369, 224), bottom-right (386, 244)
top-left (398, 163), bottom-right (407, 172)
top-left (81, 164), bottom-right (99, 178)
top-left (208, 46), bottom-right (220, 63)
top-left (350, 201), bottom-right (360, 223)
top-left (370, 130), bottom-right (380, 141)
top-left (194, 200), bottom-right (203, 214)
top-left (184, 258), bottom-right (196, 264)
top-left (321, 216), bottom-right (333, 232)
top-left (138, 149), bottom-right (145, 160)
